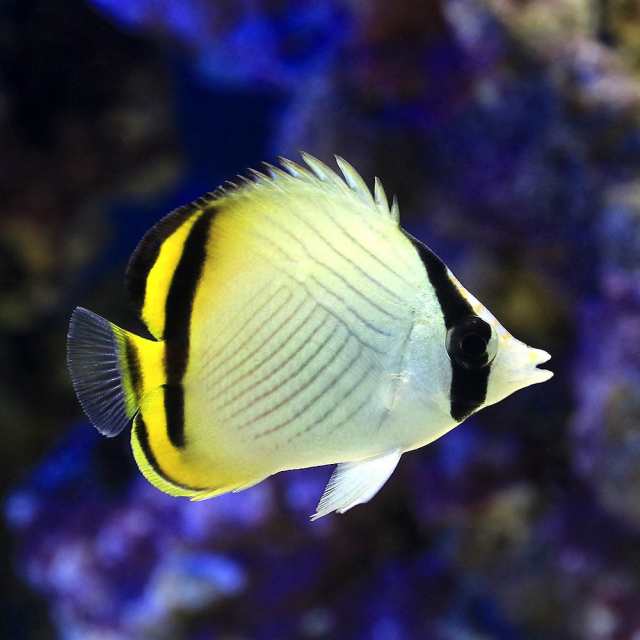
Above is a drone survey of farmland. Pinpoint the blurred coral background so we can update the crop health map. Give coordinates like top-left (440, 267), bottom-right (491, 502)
top-left (3, 1), bottom-right (640, 638)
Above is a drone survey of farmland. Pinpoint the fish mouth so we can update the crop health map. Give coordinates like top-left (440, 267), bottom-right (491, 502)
top-left (529, 348), bottom-right (553, 384)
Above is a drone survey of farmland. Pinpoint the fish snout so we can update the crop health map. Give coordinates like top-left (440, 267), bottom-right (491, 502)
top-left (525, 347), bottom-right (553, 384)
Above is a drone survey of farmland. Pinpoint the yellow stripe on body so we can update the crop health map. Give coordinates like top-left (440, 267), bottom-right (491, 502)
top-left (131, 414), bottom-right (196, 498)
top-left (141, 211), bottom-right (204, 339)
top-left (133, 205), bottom-right (260, 494)
top-left (131, 387), bottom-right (247, 496)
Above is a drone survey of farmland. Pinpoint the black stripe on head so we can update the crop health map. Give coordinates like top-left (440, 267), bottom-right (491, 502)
top-left (135, 414), bottom-right (206, 492)
top-left (164, 208), bottom-right (216, 448)
top-left (404, 232), bottom-right (490, 422)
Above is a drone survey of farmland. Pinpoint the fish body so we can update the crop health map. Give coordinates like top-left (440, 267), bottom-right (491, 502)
top-left (67, 154), bottom-right (552, 518)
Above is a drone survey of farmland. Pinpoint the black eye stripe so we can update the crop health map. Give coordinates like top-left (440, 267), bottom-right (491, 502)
top-left (403, 232), bottom-right (489, 422)
top-left (460, 333), bottom-right (486, 356)
top-left (446, 315), bottom-right (495, 370)
top-left (403, 232), bottom-right (472, 328)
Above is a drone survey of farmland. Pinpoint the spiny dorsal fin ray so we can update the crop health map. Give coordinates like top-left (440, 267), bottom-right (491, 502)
top-left (278, 156), bottom-right (312, 180)
top-left (374, 176), bottom-right (388, 210)
top-left (335, 155), bottom-right (372, 203)
top-left (262, 161), bottom-right (289, 181)
top-left (390, 195), bottom-right (400, 223)
top-left (225, 153), bottom-right (398, 221)
top-left (301, 152), bottom-right (332, 181)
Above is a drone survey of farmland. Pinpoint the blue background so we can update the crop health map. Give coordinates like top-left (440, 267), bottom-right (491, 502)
top-left (2, 1), bottom-right (640, 638)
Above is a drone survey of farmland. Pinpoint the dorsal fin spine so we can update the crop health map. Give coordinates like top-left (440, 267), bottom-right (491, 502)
top-left (212, 153), bottom-right (396, 221)
top-left (301, 152), bottom-right (330, 181)
top-left (335, 156), bottom-right (372, 204)
top-left (390, 195), bottom-right (400, 223)
top-left (279, 157), bottom-right (312, 180)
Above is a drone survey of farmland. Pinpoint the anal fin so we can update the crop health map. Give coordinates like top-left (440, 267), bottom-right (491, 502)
top-left (311, 450), bottom-right (401, 520)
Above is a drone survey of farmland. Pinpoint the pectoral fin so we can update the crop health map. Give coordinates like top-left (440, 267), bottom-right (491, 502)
top-left (311, 450), bottom-right (401, 520)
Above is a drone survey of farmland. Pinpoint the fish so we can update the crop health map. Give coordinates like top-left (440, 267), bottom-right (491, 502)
top-left (67, 154), bottom-right (553, 519)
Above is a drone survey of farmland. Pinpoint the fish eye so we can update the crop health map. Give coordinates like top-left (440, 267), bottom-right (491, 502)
top-left (446, 315), bottom-right (497, 370)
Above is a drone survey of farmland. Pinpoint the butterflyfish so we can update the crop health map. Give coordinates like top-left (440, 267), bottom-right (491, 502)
top-left (67, 154), bottom-right (553, 519)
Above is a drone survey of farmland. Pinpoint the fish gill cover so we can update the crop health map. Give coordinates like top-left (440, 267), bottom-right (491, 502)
top-left (3, 0), bottom-right (640, 638)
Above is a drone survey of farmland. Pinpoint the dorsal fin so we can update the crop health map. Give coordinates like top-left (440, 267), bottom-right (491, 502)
top-left (126, 154), bottom-right (398, 339)
top-left (222, 153), bottom-right (399, 222)
top-left (126, 198), bottom-right (214, 339)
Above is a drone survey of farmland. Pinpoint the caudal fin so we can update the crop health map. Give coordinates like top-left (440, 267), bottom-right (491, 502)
top-left (67, 307), bottom-right (144, 437)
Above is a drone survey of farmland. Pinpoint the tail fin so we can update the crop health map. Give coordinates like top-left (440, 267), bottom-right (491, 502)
top-left (67, 307), bottom-right (160, 437)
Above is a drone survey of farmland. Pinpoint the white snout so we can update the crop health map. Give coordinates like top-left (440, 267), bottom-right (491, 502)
top-left (484, 337), bottom-right (554, 407)
top-left (526, 348), bottom-right (553, 384)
